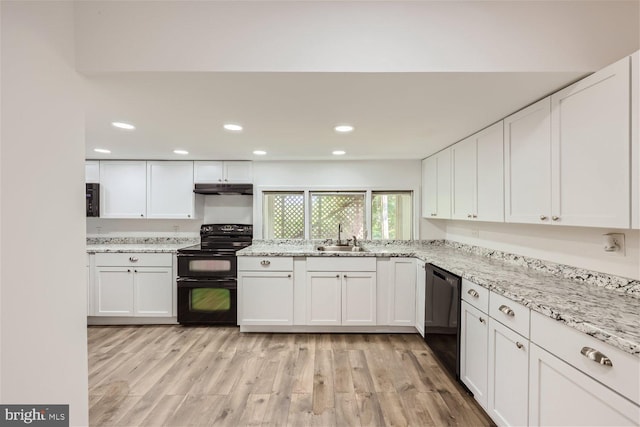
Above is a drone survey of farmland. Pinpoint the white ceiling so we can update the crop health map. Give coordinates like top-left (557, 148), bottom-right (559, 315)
top-left (84, 71), bottom-right (584, 161)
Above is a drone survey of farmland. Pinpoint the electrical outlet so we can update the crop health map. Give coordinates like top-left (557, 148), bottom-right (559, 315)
top-left (603, 233), bottom-right (625, 256)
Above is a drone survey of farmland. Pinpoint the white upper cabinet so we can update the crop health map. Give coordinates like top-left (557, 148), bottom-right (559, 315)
top-left (85, 161), bottom-right (100, 183)
top-left (146, 161), bottom-right (195, 219)
top-left (452, 121), bottom-right (505, 222)
top-left (504, 97), bottom-right (552, 225)
top-left (452, 136), bottom-right (477, 220)
top-left (422, 148), bottom-right (451, 218)
top-left (551, 56), bottom-right (631, 228)
top-left (194, 161), bottom-right (253, 183)
top-left (100, 161), bottom-right (147, 218)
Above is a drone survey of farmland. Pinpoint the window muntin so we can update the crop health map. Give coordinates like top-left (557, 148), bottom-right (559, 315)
top-left (371, 191), bottom-right (412, 240)
top-left (263, 192), bottom-right (305, 239)
top-left (310, 192), bottom-right (366, 239)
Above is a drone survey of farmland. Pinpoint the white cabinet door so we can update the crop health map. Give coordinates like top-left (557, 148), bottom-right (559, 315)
top-left (224, 161), bottom-right (253, 183)
top-left (238, 271), bottom-right (294, 325)
top-left (99, 161), bottom-right (147, 218)
top-left (85, 161), bottom-right (100, 183)
top-left (342, 272), bottom-right (376, 326)
top-left (387, 258), bottom-right (416, 326)
top-left (95, 267), bottom-right (134, 316)
top-left (422, 149), bottom-right (451, 219)
top-left (306, 272), bottom-right (342, 325)
top-left (460, 301), bottom-right (489, 410)
top-left (422, 156), bottom-right (437, 218)
top-left (488, 318), bottom-right (529, 427)
top-left (134, 267), bottom-right (173, 317)
top-left (551, 56), bottom-right (631, 228)
top-left (415, 261), bottom-right (426, 337)
top-left (504, 97), bottom-right (552, 225)
top-left (529, 343), bottom-right (639, 426)
top-left (146, 161), bottom-right (195, 219)
top-left (451, 136), bottom-right (477, 220)
top-left (193, 161), bottom-right (224, 183)
top-left (476, 121), bottom-right (504, 222)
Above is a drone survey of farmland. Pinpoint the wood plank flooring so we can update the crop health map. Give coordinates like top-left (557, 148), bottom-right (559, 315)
top-left (88, 326), bottom-right (493, 427)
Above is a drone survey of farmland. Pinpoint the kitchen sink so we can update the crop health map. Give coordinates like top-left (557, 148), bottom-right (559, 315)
top-left (316, 245), bottom-right (366, 252)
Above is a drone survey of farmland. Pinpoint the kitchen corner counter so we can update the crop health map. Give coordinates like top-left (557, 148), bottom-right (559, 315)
top-left (238, 240), bottom-right (640, 357)
top-left (87, 243), bottom-right (189, 253)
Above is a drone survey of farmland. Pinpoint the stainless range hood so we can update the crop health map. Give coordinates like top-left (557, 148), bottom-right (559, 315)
top-left (193, 183), bottom-right (253, 195)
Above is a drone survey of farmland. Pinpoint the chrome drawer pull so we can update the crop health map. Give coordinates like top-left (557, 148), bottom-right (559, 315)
top-left (479, 317), bottom-right (485, 324)
top-left (580, 347), bottom-right (613, 367)
top-left (467, 289), bottom-right (479, 298)
top-left (499, 305), bottom-right (515, 316)
top-left (129, 256), bottom-right (139, 262)
top-left (260, 260), bottom-right (271, 266)
top-left (516, 342), bottom-right (524, 349)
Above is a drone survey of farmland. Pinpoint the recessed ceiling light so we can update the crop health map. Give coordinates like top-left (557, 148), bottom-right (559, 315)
top-left (94, 148), bottom-right (111, 154)
top-left (173, 149), bottom-right (189, 155)
top-left (111, 122), bottom-right (135, 130)
top-left (334, 125), bottom-right (354, 133)
top-left (223, 123), bottom-right (243, 131)
top-left (332, 150), bottom-right (346, 156)
top-left (253, 150), bottom-right (267, 155)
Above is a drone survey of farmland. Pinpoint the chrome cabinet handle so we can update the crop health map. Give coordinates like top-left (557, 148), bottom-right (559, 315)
top-left (287, 274), bottom-right (292, 278)
top-left (472, 214), bottom-right (477, 218)
top-left (129, 256), bottom-right (139, 262)
top-left (467, 289), bottom-right (479, 298)
top-left (552, 216), bottom-right (559, 221)
top-left (431, 213), bottom-right (437, 217)
top-left (479, 317), bottom-right (485, 323)
top-left (499, 305), bottom-right (515, 317)
top-left (344, 274), bottom-right (348, 278)
top-left (581, 347), bottom-right (613, 366)
top-left (260, 260), bottom-right (271, 266)
top-left (127, 269), bottom-right (131, 273)
top-left (516, 342), bottom-right (524, 349)
top-left (540, 215), bottom-right (547, 221)
top-left (336, 274), bottom-right (340, 278)
top-left (467, 214), bottom-right (472, 218)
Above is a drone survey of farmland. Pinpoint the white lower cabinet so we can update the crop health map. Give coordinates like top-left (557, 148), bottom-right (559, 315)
top-left (415, 260), bottom-right (426, 337)
top-left (237, 257), bottom-right (294, 325)
top-left (487, 317), bottom-right (530, 427)
top-left (238, 271), bottom-right (294, 325)
top-left (93, 253), bottom-right (173, 317)
top-left (529, 344), bottom-right (639, 426)
top-left (460, 301), bottom-right (489, 410)
top-left (306, 271), bottom-right (376, 326)
top-left (386, 258), bottom-right (416, 326)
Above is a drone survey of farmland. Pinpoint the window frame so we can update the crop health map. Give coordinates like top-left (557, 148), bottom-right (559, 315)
top-left (257, 186), bottom-right (418, 240)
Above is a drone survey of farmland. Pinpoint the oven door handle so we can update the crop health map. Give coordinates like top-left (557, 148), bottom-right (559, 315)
top-left (177, 253), bottom-right (236, 258)
top-left (177, 278), bottom-right (237, 288)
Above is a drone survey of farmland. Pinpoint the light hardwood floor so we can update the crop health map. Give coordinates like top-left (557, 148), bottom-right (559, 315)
top-left (88, 326), bottom-right (493, 426)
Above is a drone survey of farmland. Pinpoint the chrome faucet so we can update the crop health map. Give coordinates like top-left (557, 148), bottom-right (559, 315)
top-left (352, 235), bottom-right (357, 247)
top-left (337, 223), bottom-right (343, 245)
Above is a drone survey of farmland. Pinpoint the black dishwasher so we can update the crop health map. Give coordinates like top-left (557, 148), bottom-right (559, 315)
top-left (424, 263), bottom-right (462, 381)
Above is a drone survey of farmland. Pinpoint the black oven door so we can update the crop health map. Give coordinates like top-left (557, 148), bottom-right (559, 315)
top-left (177, 253), bottom-right (237, 278)
top-left (177, 278), bottom-right (237, 325)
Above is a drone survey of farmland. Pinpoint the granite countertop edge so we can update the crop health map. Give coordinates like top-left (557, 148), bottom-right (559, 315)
top-left (237, 244), bottom-right (640, 357)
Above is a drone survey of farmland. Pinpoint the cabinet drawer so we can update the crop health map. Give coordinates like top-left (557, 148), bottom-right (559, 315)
top-left (95, 252), bottom-right (172, 267)
top-left (489, 292), bottom-right (530, 338)
top-left (531, 311), bottom-right (639, 404)
top-left (238, 256), bottom-right (293, 271)
top-left (461, 278), bottom-right (489, 312)
top-left (306, 256), bottom-right (376, 272)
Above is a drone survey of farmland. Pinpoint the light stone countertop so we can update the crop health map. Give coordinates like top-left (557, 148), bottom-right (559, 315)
top-left (86, 237), bottom-right (198, 254)
top-left (238, 240), bottom-right (640, 357)
top-left (86, 243), bottom-right (190, 253)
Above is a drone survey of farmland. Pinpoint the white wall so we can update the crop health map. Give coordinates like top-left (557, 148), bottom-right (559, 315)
top-left (1, 2), bottom-right (88, 424)
top-left (420, 219), bottom-right (640, 280)
top-left (75, 1), bottom-right (639, 73)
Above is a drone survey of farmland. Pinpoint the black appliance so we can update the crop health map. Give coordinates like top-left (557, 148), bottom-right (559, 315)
top-left (424, 263), bottom-right (462, 380)
top-left (193, 183), bottom-right (253, 195)
top-left (86, 183), bottom-right (100, 217)
top-left (177, 224), bottom-right (252, 325)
